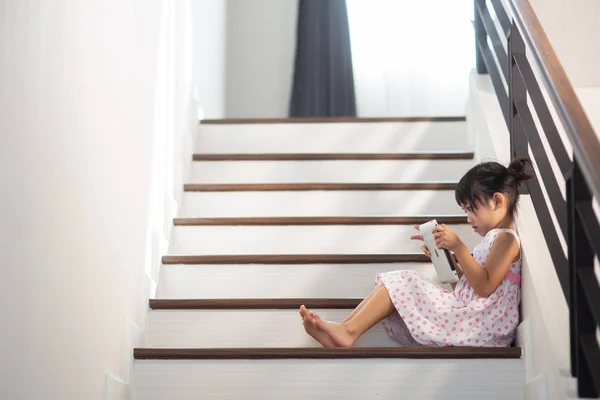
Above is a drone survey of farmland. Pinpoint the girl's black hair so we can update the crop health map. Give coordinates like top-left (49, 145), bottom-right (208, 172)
top-left (455, 158), bottom-right (533, 218)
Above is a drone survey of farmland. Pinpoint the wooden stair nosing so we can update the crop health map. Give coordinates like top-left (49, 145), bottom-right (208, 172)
top-left (161, 254), bottom-right (430, 265)
top-left (200, 116), bottom-right (467, 124)
top-left (150, 298), bottom-right (362, 310)
top-left (134, 346), bottom-right (521, 360)
top-left (183, 183), bottom-right (458, 192)
top-left (192, 152), bottom-right (475, 161)
top-left (173, 216), bottom-right (467, 226)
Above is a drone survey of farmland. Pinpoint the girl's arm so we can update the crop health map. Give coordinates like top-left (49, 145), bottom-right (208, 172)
top-left (434, 226), bottom-right (519, 297)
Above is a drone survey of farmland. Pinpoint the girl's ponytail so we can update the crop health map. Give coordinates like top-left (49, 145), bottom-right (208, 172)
top-left (507, 158), bottom-right (533, 187)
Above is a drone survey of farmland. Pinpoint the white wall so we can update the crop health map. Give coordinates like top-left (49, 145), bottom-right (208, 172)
top-left (576, 87), bottom-right (600, 141)
top-left (191, 0), bottom-right (227, 118)
top-left (225, 0), bottom-right (298, 118)
top-left (528, 0), bottom-right (600, 88)
top-left (0, 1), bottom-right (225, 399)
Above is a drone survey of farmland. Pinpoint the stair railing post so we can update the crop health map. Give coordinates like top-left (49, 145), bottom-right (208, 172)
top-left (475, 0), bottom-right (488, 74)
top-left (566, 166), bottom-right (577, 378)
top-left (570, 159), bottom-right (599, 397)
top-left (508, 22), bottom-right (529, 193)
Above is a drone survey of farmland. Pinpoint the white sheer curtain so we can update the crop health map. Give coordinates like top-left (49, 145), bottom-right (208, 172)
top-left (346, 0), bottom-right (475, 117)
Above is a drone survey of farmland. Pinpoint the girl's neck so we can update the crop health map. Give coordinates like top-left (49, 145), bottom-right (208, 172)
top-left (493, 216), bottom-right (515, 231)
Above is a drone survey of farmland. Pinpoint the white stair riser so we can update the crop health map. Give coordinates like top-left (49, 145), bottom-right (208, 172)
top-left (188, 159), bottom-right (474, 183)
top-left (168, 225), bottom-right (479, 255)
top-left (146, 309), bottom-right (401, 348)
top-left (156, 263), bottom-right (446, 299)
top-left (134, 359), bottom-right (523, 400)
top-left (195, 121), bottom-right (469, 153)
top-left (179, 190), bottom-right (464, 217)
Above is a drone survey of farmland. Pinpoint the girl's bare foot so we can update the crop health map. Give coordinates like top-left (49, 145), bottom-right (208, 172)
top-left (299, 305), bottom-right (336, 348)
top-left (313, 315), bottom-right (357, 348)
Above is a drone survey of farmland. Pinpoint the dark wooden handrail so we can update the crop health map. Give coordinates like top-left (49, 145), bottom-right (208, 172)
top-left (508, 0), bottom-right (600, 201)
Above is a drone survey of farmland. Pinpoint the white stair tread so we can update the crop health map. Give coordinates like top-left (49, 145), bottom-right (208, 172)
top-left (168, 224), bottom-right (478, 255)
top-left (179, 190), bottom-right (464, 217)
top-left (156, 263), bottom-right (445, 299)
top-left (134, 358), bottom-right (523, 400)
top-left (195, 121), bottom-right (469, 153)
top-left (188, 159), bottom-right (473, 183)
top-left (145, 309), bottom-right (398, 348)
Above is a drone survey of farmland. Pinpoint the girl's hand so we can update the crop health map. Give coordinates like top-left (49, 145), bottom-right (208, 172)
top-left (433, 224), bottom-right (464, 251)
top-left (410, 225), bottom-right (431, 258)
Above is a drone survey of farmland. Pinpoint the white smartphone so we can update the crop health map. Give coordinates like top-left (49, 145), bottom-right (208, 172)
top-left (419, 219), bottom-right (459, 284)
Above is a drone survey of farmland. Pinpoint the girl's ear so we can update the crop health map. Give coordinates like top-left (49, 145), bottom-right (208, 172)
top-left (493, 192), bottom-right (505, 209)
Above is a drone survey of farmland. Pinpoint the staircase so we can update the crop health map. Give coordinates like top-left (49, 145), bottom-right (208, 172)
top-left (133, 117), bottom-right (524, 399)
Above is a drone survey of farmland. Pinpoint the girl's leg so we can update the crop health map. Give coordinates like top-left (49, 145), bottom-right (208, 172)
top-left (299, 283), bottom-right (386, 347)
top-left (313, 284), bottom-right (395, 348)
top-left (328, 283), bottom-right (385, 323)
top-left (342, 283), bottom-right (385, 322)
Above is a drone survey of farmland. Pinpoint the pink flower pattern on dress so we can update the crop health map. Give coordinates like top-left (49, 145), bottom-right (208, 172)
top-left (375, 229), bottom-right (521, 347)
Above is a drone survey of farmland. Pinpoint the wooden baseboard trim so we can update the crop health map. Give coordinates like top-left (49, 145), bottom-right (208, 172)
top-left (173, 216), bottom-right (467, 226)
top-left (161, 254), bottom-right (429, 265)
top-left (134, 346), bottom-right (521, 360)
top-left (200, 117), bottom-right (466, 124)
top-left (183, 183), bottom-right (458, 192)
top-left (192, 152), bottom-right (475, 161)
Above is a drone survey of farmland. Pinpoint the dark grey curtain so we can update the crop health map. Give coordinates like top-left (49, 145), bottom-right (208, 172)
top-left (289, 0), bottom-right (357, 118)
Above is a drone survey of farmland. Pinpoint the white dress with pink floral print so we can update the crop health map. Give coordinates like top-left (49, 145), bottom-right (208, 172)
top-left (375, 228), bottom-right (521, 347)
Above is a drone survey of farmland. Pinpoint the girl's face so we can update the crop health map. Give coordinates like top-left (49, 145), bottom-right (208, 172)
top-left (461, 193), bottom-right (508, 237)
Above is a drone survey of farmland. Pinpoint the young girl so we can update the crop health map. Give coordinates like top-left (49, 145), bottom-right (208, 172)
top-left (299, 158), bottom-right (532, 348)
